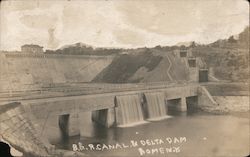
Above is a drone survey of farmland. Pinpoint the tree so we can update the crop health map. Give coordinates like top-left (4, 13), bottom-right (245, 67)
top-left (228, 36), bottom-right (237, 43)
top-left (189, 41), bottom-right (196, 48)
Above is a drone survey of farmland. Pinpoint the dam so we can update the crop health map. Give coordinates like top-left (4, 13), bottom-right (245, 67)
top-left (0, 51), bottom-right (219, 156)
top-left (0, 82), bottom-right (218, 156)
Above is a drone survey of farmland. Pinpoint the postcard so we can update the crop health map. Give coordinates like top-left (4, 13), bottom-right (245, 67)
top-left (0, 0), bottom-right (249, 157)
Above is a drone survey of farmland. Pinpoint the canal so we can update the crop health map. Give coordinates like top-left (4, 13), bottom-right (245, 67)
top-left (53, 110), bottom-right (249, 157)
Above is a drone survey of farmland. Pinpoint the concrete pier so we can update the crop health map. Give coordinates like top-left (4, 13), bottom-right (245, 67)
top-left (177, 97), bottom-right (187, 112)
top-left (68, 113), bottom-right (80, 136)
top-left (79, 111), bottom-right (95, 137)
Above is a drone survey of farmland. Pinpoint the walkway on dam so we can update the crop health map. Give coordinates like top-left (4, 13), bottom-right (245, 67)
top-left (0, 82), bottom-right (198, 103)
top-left (0, 81), bottom-right (245, 104)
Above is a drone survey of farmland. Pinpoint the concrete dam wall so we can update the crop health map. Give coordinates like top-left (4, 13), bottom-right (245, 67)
top-left (0, 53), bottom-right (114, 91)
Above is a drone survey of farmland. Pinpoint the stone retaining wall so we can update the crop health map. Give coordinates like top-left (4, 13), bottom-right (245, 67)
top-left (0, 102), bottom-right (52, 156)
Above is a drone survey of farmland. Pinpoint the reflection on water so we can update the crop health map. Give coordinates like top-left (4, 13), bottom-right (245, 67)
top-left (54, 109), bottom-right (249, 157)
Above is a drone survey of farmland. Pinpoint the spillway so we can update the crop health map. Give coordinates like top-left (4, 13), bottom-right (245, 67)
top-left (115, 94), bottom-right (144, 126)
top-left (144, 92), bottom-right (167, 120)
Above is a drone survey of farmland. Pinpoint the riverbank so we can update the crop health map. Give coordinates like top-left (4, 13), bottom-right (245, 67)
top-left (198, 96), bottom-right (249, 115)
top-left (213, 96), bottom-right (249, 112)
top-left (202, 82), bottom-right (249, 96)
top-left (199, 82), bottom-right (249, 114)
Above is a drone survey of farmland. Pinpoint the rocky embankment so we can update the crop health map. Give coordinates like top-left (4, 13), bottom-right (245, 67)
top-left (213, 96), bottom-right (249, 112)
top-left (0, 102), bottom-right (87, 157)
top-left (200, 82), bottom-right (249, 114)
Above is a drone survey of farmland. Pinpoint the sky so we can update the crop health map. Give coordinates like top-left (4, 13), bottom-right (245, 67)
top-left (0, 0), bottom-right (249, 51)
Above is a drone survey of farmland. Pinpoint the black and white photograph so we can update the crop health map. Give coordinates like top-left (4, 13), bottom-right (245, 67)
top-left (0, 0), bottom-right (249, 156)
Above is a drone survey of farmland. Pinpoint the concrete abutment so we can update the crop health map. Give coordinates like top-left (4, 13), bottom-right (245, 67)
top-left (197, 86), bottom-right (218, 112)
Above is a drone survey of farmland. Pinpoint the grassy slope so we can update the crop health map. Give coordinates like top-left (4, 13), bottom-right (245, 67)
top-left (192, 46), bottom-right (249, 81)
top-left (92, 51), bottom-right (163, 83)
top-left (92, 48), bottom-right (190, 83)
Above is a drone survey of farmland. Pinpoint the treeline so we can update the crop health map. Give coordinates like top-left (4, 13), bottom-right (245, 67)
top-left (210, 26), bottom-right (249, 48)
top-left (45, 45), bottom-right (123, 56)
top-left (44, 41), bottom-right (196, 56)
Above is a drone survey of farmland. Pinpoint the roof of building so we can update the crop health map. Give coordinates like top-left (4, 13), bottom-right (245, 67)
top-left (21, 44), bottom-right (43, 48)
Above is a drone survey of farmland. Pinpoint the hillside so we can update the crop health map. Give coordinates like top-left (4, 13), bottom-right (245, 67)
top-left (192, 46), bottom-right (248, 81)
top-left (92, 26), bottom-right (249, 83)
top-left (1, 27), bottom-right (248, 85)
top-left (92, 49), bottom-right (190, 83)
top-left (92, 50), bottom-right (163, 83)
top-left (191, 26), bottom-right (249, 81)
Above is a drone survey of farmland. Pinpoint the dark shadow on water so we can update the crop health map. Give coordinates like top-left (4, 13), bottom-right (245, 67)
top-left (92, 122), bottom-right (109, 138)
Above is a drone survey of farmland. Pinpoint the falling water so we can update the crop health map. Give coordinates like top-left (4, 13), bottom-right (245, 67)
top-left (115, 94), bottom-right (145, 126)
top-left (144, 92), bottom-right (168, 120)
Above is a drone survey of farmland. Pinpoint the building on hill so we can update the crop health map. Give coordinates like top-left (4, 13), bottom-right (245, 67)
top-left (21, 44), bottom-right (43, 53)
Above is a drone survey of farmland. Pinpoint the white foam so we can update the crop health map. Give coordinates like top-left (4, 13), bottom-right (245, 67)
top-left (147, 115), bottom-right (172, 121)
top-left (117, 121), bottom-right (149, 128)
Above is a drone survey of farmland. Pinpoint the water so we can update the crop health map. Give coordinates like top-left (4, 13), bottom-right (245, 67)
top-left (143, 92), bottom-right (167, 120)
top-left (115, 94), bottom-right (144, 126)
top-left (54, 111), bottom-right (250, 157)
